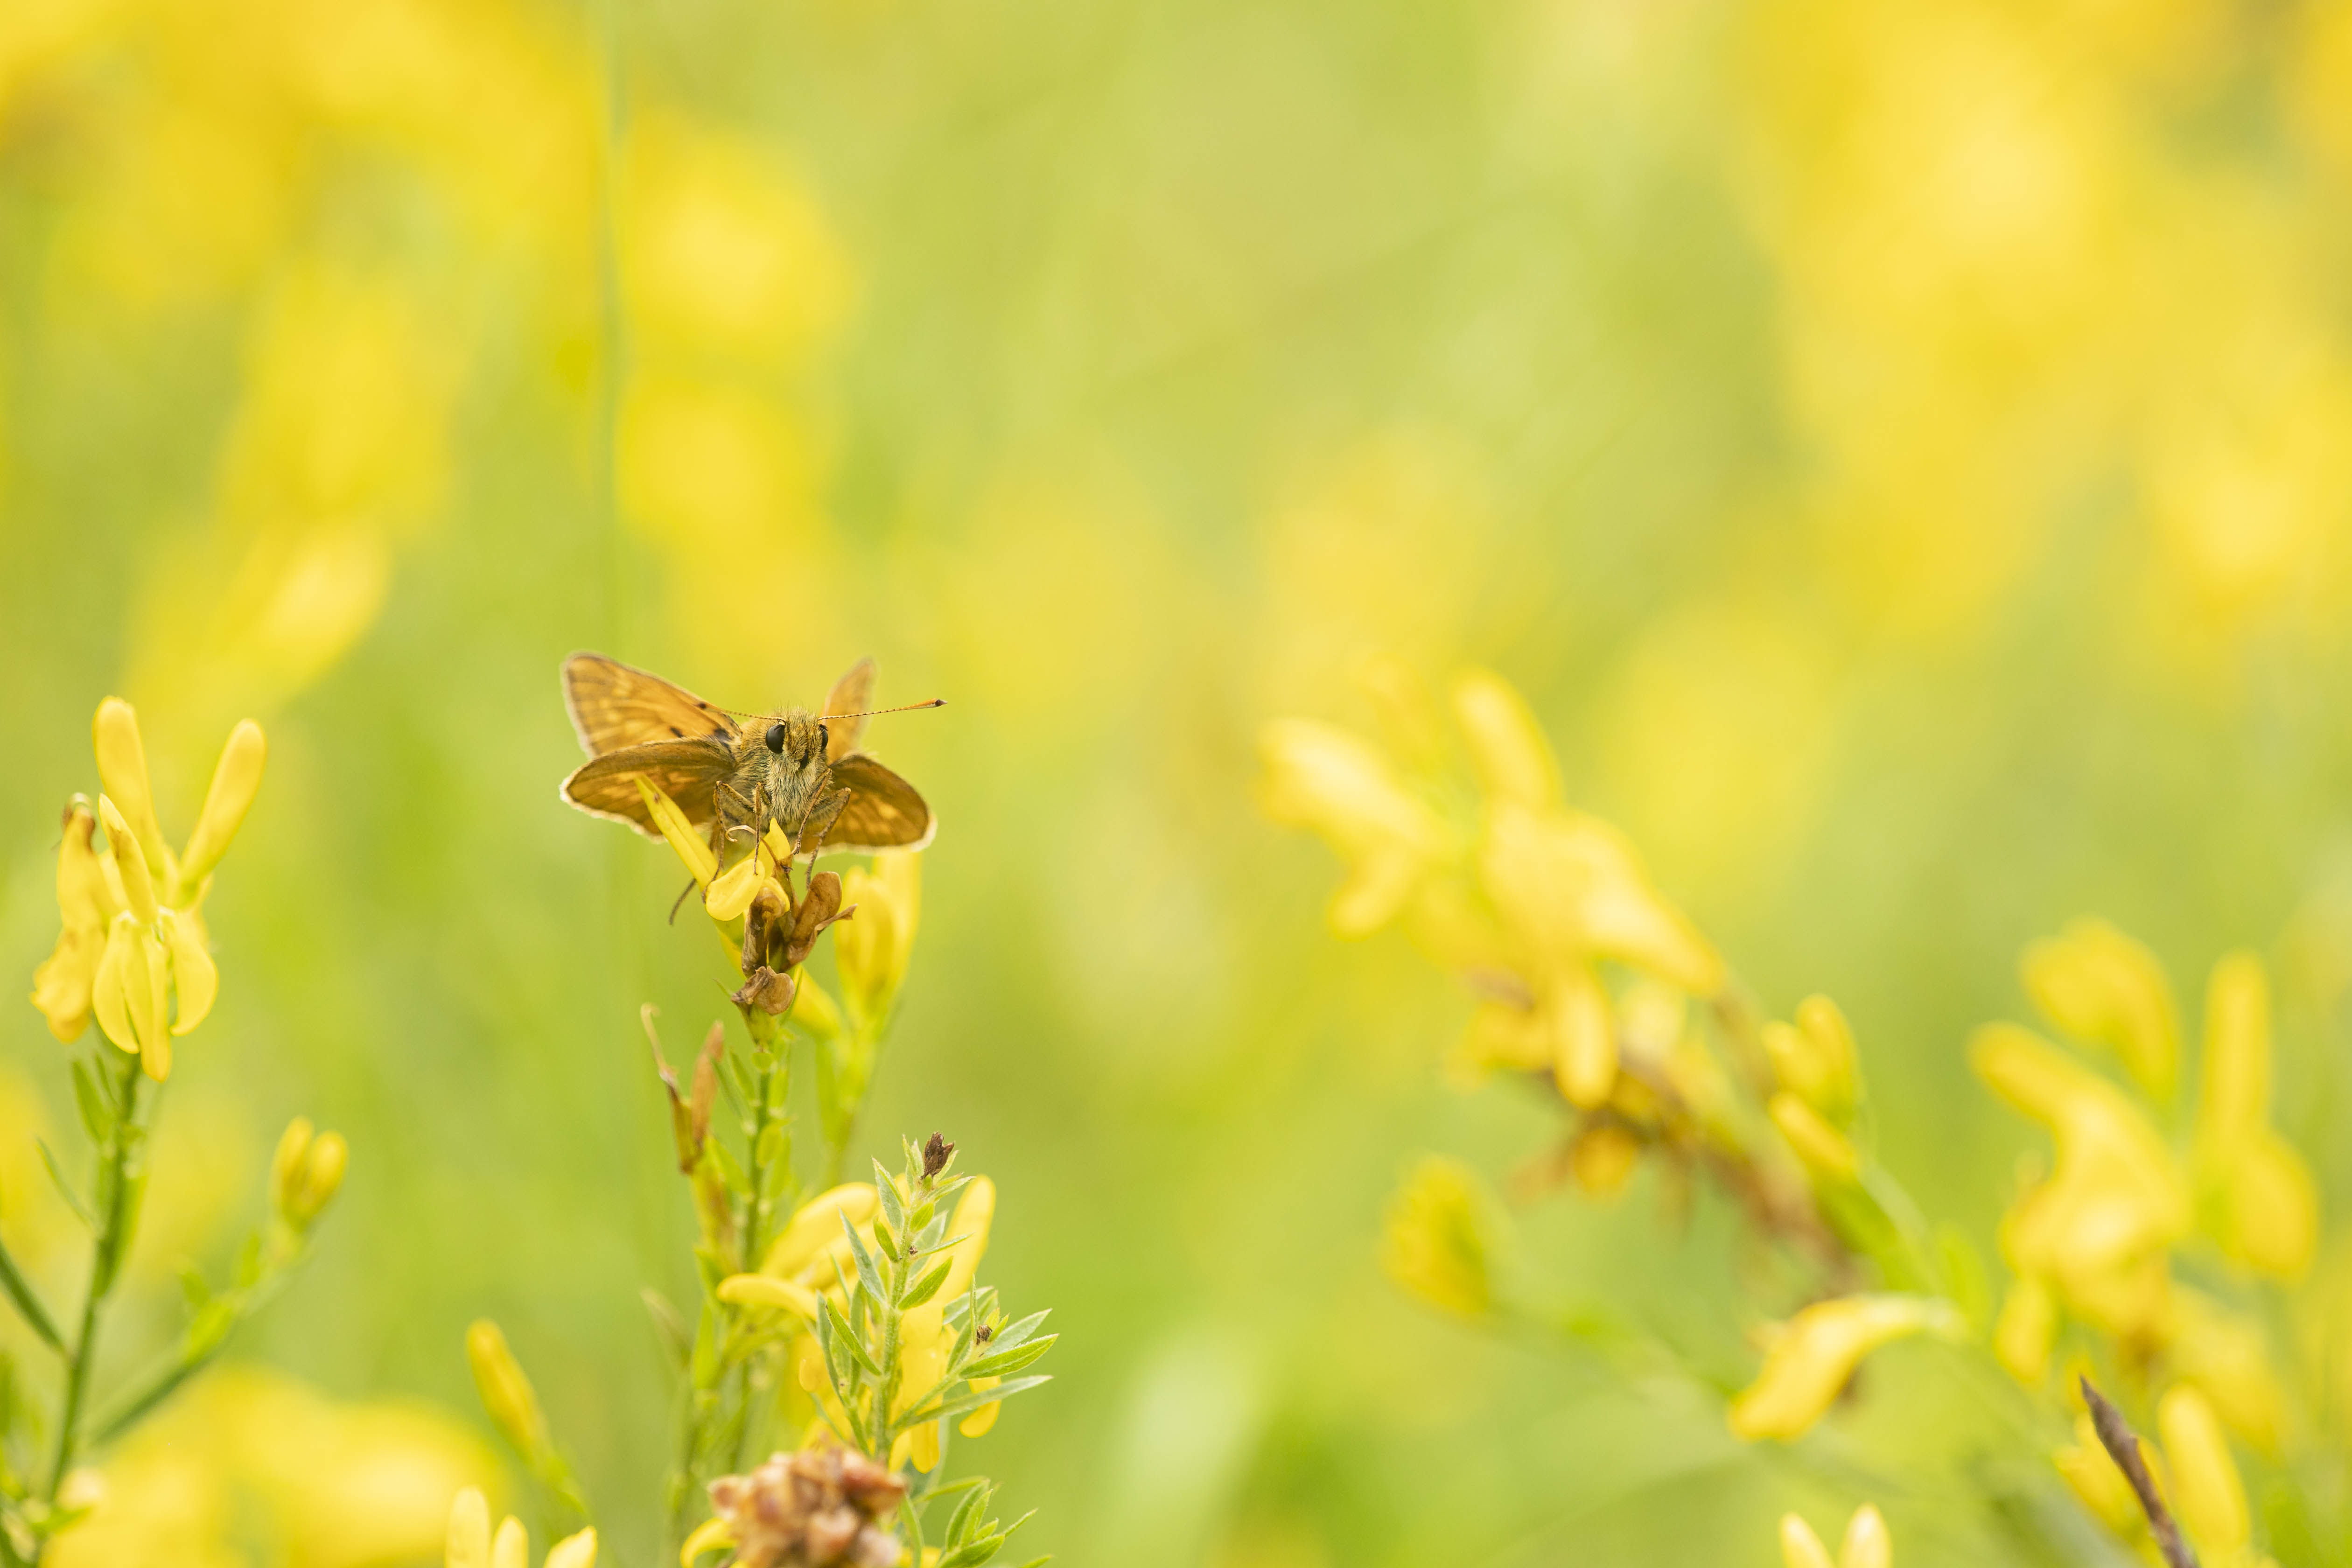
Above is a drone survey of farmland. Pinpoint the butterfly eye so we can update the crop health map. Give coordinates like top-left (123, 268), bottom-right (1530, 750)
top-left (764, 722), bottom-right (787, 754)
top-left (818, 723), bottom-right (829, 754)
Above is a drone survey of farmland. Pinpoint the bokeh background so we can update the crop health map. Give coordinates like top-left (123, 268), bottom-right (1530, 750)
top-left (6, 0), bottom-right (2352, 1561)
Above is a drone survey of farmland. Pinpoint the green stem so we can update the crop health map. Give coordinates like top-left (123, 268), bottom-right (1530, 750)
top-left (0, 1238), bottom-right (62, 1356)
top-left (44, 1056), bottom-right (144, 1507)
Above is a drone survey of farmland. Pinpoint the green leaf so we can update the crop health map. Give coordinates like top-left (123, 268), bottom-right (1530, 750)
top-left (963, 1335), bottom-right (1056, 1379)
top-left (945, 1480), bottom-right (991, 1546)
top-left (981, 1309), bottom-right (1049, 1353)
top-left (873, 1160), bottom-right (907, 1232)
top-left (0, 1236), bottom-right (63, 1354)
top-left (707, 1135), bottom-right (751, 1200)
top-left (938, 1536), bottom-right (1004, 1568)
top-left (33, 1141), bottom-right (93, 1232)
top-left (900, 1259), bottom-right (953, 1310)
top-left (69, 1063), bottom-right (111, 1144)
top-left (841, 1212), bottom-right (888, 1306)
top-left (824, 1294), bottom-right (880, 1376)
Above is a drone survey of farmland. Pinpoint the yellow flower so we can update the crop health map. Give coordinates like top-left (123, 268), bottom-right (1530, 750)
top-left (445, 1487), bottom-right (596, 1568)
top-left (1478, 802), bottom-right (1722, 994)
top-left (1450, 668), bottom-right (1561, 810)
top-left (1764, 995), bottom-right (1859, 1120)
top-left (465, 1321), bottom-right (552, 1469)
top-left (2167, 1288), bottom-right (2284, 1451)
top-left (889, 1177), bottom-right (998, 1464)
top-left (269, 1116), bottom-right (349, 1229)
top-left (1259, 718), bottom-right (1456, 937)
top-left (1780, 1504), bottom-right (1891, 1568)
top-left (1728, 1295), bottom-right (1965, 1441)
top-left (1379, 1157), bottom-right (1501, 1319)
top-left (2157, 1385), bottom-right (2248, 1561)
top-left (2192, 953), bottom-right (2317, 1279)
top-left (836, 851), bottom-right (922, 1030)
top-left (30, 701), bottom-right (265, 1080)
top-left (758, 1182), bottom-right (881, 1281)
top-left (2021, 918), bottom-right (2180, 1099)
top-left (1972, 1023), bottom-right (2189, 1335)
top-left (1992, 1274), bottom-right (2057, 1386)
top-left (1770, 1092), bottom-right (1860, 1184)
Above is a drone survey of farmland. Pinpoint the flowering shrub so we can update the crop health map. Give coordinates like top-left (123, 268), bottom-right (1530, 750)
top-left (1269, 661), bottom-right (2321, 1566)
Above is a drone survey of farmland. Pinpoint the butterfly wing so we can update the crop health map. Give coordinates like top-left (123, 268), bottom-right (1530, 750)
top-left (821, 658), bottom-right (876, 762)
top-left (561, 738), bottom-right (735, 836)
top-left (822, 753), bottom-right (936, 854)
top-left (564, 652), bottom-right (739, 757)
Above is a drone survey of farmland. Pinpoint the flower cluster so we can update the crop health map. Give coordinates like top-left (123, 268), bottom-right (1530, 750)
top-left (32, 700), bottom-right (264, 1081)
top-left (1267, 663), bottom-right (2328, 1564)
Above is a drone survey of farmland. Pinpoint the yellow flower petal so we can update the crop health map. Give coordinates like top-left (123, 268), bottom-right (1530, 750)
top-left (2158, 1385), bottom-right (2248, 1556)
top-left (959, 1375), bottom-right (1002, 1437)
top-left (32, 803), bottom-right (112, 1041)
top-left (98, 797), bottom-right (160, 928)
top-left (762, 1183), bottom-right (880, 1278)
top-left (837, 852), bottom-right (922, 1028)
top-left (161, 907), bottom-right (217, 1035)
top-left (635, 777), bottom-right (715, 888)
top-left (1770, 1092), bottom-right (1860, 1183)
top-left (1993, 1275), bottom-right (2056, 1386)
top-left (546, 1528), bottom-right (598, 1568)
top-left (1764, 996), bottom-right (1858, 1118)
top-left (939, 1176), bottom-right (995, 1301)
top-left (178, 720), bottom-right (266, 892)
top-left (91, 916), bottom-right (137, 1055)
top-left (1451, 668), bottom-right (1560, 810)
top-left (1260, 718), bottom-right (1453, 938)
top-left (679, 1517), bottom-right (733, 1567)
top-left (1728, 1295), bottom-right (1965, 1442)
top-left (704, 839), bottom-right (769, 921)
top-left (446, 1488), bottom-right (493, 1568)
top-left (1839, 1505), bottom-right (1890, 1568)
top-left (466, 1320), bottom-right (550, 1461)
top-left (1779, 1515), bottom-right (1835, 1568)
top-left (93, 699), bottom-right (173, 885)
top-left (1547, 968), bottom-right (1616, 1109)
top-left (716, 1274), bottom-right (819, 1318)
top-left (1480, 802), bottom-right (1721, 994)
top-left (492, 1516), bottom-right (529, 1568)
top-left (2021, 918), bottom-right (2178, 1099)
top-left (1380, 1157), bottom-right (1500, 1318)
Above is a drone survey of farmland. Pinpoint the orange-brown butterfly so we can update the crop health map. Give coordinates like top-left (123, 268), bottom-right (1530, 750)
top-left (558, 652), bottom-right (938, 859)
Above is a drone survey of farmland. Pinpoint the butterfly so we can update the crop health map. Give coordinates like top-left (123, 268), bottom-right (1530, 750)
top-left (558, 653), bottom-right (938, 859)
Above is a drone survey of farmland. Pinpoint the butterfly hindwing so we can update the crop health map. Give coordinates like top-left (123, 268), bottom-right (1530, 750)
top-left (564, 652), bottom-right (740, 757)
top-left (824, 753), bottom-right (935, 853)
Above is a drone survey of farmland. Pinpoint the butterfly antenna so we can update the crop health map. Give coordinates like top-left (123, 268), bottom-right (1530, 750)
top-left (819, 698), bottom-right (947, 720)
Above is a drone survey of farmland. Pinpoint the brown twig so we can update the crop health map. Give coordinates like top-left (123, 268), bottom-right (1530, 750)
top-left (2080, 1375), bottom-right (2198, 1568)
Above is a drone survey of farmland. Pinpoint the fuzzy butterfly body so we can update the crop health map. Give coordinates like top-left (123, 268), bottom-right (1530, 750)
top-left (559, 653), bottom-right (936, 857)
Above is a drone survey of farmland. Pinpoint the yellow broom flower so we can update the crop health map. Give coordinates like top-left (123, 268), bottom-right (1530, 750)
top-left (1729, 1295), bottom-right (1966, 1441)
top-left (444, 1487), bottom-right (595, 1568)
top-left (31, 700), bottom-right (265, 1080)
top-left (2192, 953), bottom-right (2317, 1279)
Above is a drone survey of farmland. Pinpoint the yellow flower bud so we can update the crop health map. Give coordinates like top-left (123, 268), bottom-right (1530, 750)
top-left (1545, 967), bottom-right (1616, 1109)
top-left (679, 1517), bottom-right (733, 1567)
top-left (1993, 1275), bottom-right (2056, 1386)
top-left (466, 1319), bottom-right (551, 1463)
top-left (2021, 918), bottom-right (2179, 1099)
top-left (285, 1131), bottom-right (348, 1225)
top-left (1380, 1157), bottom-right (1501, 1318)
top-left (2157, 1385), bottom-right (2248, 1557)
top-left (836, 851), bottom-right (922, 1029)
top-left (32, 802), bottom-right (116, 1042)
top-left (1764, 995), bottom-right (1858, 1117)
top-left (545, 1529), bottom-right (597, 1568)
top-left (1451, 668), bottom-right (1560, 810)
top-left (1770, 1092), bottom-right (1860, 1183)
top-left (1780, 1514), bottom-right (1835, 1568)
top-left (493, 1518), bottom-right (529, 1568)
top-left (1569, 1122), bottom-right (1642, 1197)
top-left (92, 913), bottom-right (172, 1079)
top-left (1840, 1505), bottom-right (1890, 1568)
top-left (634, 777), bottom-right (715, 889)
top-left (447, 1487), bottom-right (494, 1568)
top-left (177, 720), bottom-right (266, 894)
top-left (93, 699), bottom-right (173, 885)
top-left (1728, 1294), bottom-right (1965, 1442)
top-left (2193, 953), bottom-right (2318, 1280)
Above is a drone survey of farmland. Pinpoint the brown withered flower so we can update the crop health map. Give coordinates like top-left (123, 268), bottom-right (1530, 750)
top-left (921, 1132), bottom-right (955, 1179)
top-left (733, 873), bottom-right (856, 1015)
top-left (707, 1442), bottom-right (908, 1568)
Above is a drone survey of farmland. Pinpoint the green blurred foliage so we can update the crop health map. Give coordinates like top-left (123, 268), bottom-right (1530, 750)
top-left (5, 0), bottom-right (2352, 1561)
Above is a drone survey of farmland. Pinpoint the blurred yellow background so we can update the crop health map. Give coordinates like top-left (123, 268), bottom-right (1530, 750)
top-left (5, 0), bottom-right (2352, 1561)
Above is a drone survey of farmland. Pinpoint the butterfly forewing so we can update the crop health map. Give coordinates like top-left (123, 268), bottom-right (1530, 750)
top-left (825, 753), bottom-right (936, 853)
top-left (565, 652), bottom-right (740, 756)
top-left (560, 737), bottom-right (735, 836)
top-left (821, 658), bottom-right (876, 762)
